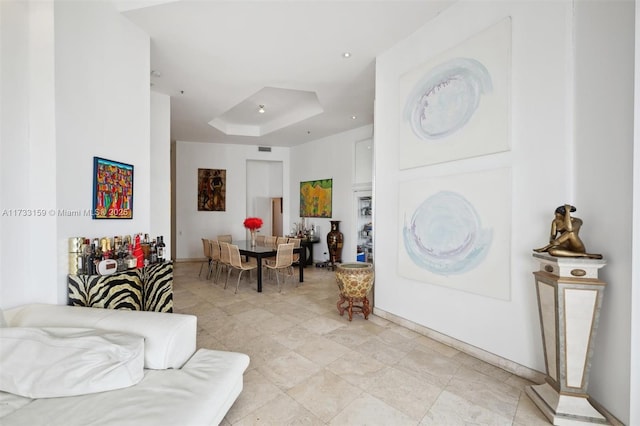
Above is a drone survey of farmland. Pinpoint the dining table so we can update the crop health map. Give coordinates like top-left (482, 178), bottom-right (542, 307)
top-left (235, 240), bottom-right (304, 292)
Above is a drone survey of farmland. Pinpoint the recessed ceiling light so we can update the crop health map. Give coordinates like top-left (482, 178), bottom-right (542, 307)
top-left (342, 52), bottom-right (351, 58)
top-left (351, 115), bottom-right (357, 120)
top-left (258, 105), bottom-right (265, 114)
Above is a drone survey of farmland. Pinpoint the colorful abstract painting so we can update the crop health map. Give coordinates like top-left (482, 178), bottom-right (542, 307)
top-left (398, 168), bottom-right (511, 300)
top-left (399, 17), bottom-right (511, 169)
top-left (300, 179), bottom-right (332, 218)
top-left (92, 157), bottom-right (133, 219)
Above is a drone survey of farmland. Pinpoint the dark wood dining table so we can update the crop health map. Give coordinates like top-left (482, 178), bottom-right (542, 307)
top-left (235, 240), bottom-right (304, 292)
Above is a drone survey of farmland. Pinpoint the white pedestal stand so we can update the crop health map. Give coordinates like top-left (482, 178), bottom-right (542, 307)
top-left (526, 253), bottom-right (609, 425)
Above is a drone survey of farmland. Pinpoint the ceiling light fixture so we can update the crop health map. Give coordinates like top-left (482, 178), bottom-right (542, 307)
top-left (258, 105), bottom-right (265, 114)
top-left (351, 115), bottom-right (357, 120)
top-left (342, 52), bottom-right (351, 58)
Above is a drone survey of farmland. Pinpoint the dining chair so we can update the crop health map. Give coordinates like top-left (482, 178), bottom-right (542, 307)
top-left (288, 237), bottom-right (302, 272)
top-left (208, 239), bottom-right (222, 282)
top-left (255, 235), bottom-right (266, 246)
top-left (218, 241), bottom-right (231, 284)
top-left (225, 243), bottom-right (258, 294)
top-left (199, 238), bottom-right (212, 279)
top-left (217, 234), bottom-right (232, 243)
top-left (276, 236), bottom-right (288, 246)
top-left (264, 235), bottom-right (277, 247)
top-left (264, 243), bottom-right (294, 292)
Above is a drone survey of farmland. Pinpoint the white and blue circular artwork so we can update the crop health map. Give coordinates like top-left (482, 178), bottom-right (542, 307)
top-left (403, 191), bottom-right (492, 275)
top-left (404, 57), bottom-right (492, 141)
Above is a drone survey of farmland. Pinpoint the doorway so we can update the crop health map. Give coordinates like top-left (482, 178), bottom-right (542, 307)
top-left (272, 197), bottom-right (283, 236)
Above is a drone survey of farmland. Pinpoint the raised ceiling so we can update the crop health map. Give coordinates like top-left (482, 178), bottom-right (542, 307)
top-left (119, 0), bottom-right (453, 147)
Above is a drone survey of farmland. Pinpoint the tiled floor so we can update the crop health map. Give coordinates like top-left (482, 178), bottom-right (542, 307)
top-left (172, 261), bottom-right (550, 425)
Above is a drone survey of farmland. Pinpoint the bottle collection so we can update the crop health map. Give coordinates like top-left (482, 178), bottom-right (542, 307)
top-left (68, 234), bottom-right (166, 276)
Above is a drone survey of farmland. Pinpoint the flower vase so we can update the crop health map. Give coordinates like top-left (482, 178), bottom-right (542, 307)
top-left (250, 230), bottom-right (257, 247)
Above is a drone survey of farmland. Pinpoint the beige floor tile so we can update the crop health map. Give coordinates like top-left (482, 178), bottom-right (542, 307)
top-left (233, 392), bottom-right (325, 426)
top-left (395, 347), bottom-right (462, 388)
top-left (223, 369), bottom-right (284, 424)
top-left (329, 393), bottom-right (416, 426)
top-left (294, 335), bottom-right (350, 366)
top-left (287, 370), bottom-right (363, 422)
top-left (420, 390), bottom-right (513, 425)
top-left (257, 351), bottom-right (323, 390)
top-left (361, 366), bottom-right (442, 421)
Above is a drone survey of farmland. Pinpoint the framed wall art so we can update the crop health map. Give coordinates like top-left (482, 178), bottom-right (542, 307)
top-left (300, 178), bottom-right (332, 218)
top-left (398, 168), bottom-right (511, 300)
top-left (399, 17), bottom-right (511, 169)
top-left (198, 168), bottom-right (226, 211)
top-left (92, 157), bottom-right (134, 219)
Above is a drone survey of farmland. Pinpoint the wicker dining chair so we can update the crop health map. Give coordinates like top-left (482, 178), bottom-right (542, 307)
top-left (208, 239), bottom-right (222, 282)
top-left (225, 243), bottom-right (258, 294)
top-left (264, 243), bottom-right (294, 292)
top-left (217, 234), bottom-right (232, 243)
top-left (199, 238), bottom-right (212, 279)
top-left (218, 241), bottom-right (232, 284)
top-left (288, 237), bottom-right (302, 271)
top-left (264, 235), bottom-right (277, 247)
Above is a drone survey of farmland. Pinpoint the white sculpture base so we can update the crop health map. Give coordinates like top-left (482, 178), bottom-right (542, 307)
top-left (527, 253), bottom-right (609, 425)
top-left (525, 383), bottom-right (607, 425)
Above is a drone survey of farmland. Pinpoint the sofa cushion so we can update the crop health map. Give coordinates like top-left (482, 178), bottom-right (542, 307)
top-left (0, 349), bottom-right (251, 426)
top-left (0, 327), bottom-right (144, 398)
top-left (4, 304), bottom-right (196, 369)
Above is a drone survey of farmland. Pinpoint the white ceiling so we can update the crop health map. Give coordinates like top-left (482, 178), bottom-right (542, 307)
top-left (119, 1), bottom-right (453, 147)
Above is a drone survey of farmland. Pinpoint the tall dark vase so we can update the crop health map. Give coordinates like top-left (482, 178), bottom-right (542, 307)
top-left (327, 220), bottom-right (344, 267)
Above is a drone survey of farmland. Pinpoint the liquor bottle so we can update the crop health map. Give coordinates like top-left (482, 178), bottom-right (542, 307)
top-left (82, 239), bottom-right (91, 274)
top-left (150, 239), bottom-right (158, 264)
top-left (125, 244), bottom-right (137, 269)
top-left (133, 235), bottom-right (144, 268)
top-left (87, 244), bottom-right (96, 275)
top-left (157, 236), bottom-right (166, 263)
top-left (116, 243), bottom-right (127, 272)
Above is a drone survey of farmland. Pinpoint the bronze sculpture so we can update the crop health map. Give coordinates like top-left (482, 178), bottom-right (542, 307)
top-left (534, 204), bottom-right (602, 259)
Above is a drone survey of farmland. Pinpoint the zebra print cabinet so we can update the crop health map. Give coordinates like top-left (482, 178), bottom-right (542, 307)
top-left (67, 262), bottom-right (173, 312)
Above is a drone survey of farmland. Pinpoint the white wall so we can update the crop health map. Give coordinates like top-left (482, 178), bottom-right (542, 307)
top-left (54, 0), bottom-right (151, 304)
top-left (573, 1), bottom-right (635, 421)
top-left (175, 141), bottom-right (290, 259)
top-left (1, 0), bottom-right (58, 307)
top-left (375, 1), bottom-right (635, 423)
top-left (632, 3), bottom-right (640, 423)
top-left (151, 91), bottom-right (171, 258)
top-left (0, 0), bottom-right (152, 309)
top-left (290, 125), bottom-right (374, 263)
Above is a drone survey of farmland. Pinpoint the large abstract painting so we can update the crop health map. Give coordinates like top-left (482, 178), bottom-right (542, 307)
top-left (300, 179), bottom-right (332, 218)
top-left (399, 17), bottom-right (511, 169)
top-left (198, 168), bottom-right (226, 211)
top-left (398, 168), bottom-right (511, 300)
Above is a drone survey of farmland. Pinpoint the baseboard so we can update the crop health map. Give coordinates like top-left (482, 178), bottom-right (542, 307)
top-left (373, 307), bottom-right (545, 383)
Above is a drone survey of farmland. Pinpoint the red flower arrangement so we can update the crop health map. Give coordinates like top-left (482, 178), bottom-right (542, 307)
top-left (243, 217), bottom-right (263, 231)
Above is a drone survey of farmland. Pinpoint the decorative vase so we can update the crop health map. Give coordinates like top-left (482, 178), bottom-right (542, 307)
top-left (336, 262), bottom-right (375, 321)
top-left (327, 220), bottom-right (343, 266)
top-left (250, 230), bottom-right (257, 247)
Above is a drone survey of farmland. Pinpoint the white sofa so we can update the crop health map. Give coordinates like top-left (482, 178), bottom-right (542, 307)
top-left (0, 304), bottom-right (250, 426)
